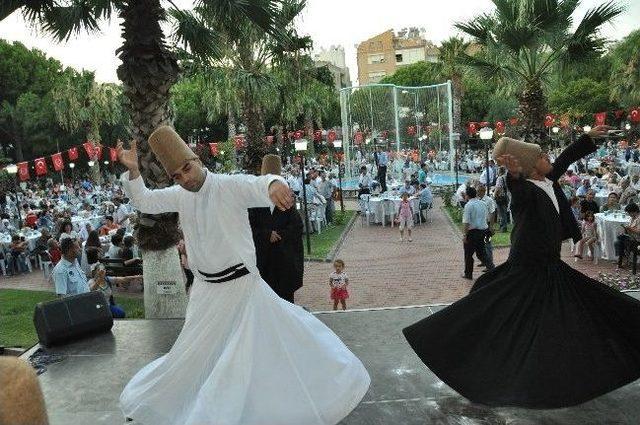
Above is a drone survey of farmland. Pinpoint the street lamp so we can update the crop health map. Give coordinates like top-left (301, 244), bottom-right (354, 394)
top-left (5, 164), bottom-right (23, 228)
top-left (552, 126), bottom-right (559, 134)
top-left (625, 123), bottom-right (631, 130)
top-left (88, 160), bottom-right (95, 167)
top-left (69, 162), bottom-right (75, 182)
top-left (295, 139), bottom-right (312, 254)
top-left (334, 140), bottom-right (345, 212)
top-left (479, 127), bottom-right (494, 189)
top-left (583, 125), bottom-right (592, 133)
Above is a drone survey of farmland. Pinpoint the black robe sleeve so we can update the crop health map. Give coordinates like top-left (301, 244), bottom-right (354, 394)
top-left (547, 135), bottom-right (597, 182)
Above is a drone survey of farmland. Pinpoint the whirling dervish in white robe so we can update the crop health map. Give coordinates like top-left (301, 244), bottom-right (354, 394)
top-left (118, 126), bottom-right (370, 425)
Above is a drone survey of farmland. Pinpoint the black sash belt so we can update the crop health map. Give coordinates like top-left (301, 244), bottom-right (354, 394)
top-left (198, 263), bottom-right (249, 283)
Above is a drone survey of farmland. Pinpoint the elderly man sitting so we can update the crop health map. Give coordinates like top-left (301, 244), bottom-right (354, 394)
top-left (576, 179), bottom-right (591, 197)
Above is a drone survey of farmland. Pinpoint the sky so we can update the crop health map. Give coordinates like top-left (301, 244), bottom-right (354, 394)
top-left (0, 0), bottom-right (638, 85)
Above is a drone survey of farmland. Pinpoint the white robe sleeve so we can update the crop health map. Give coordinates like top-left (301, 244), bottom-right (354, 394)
top-left (215, 174), bottom-right (286, 208)
top-left (120, 172), bottom-right (181, 214)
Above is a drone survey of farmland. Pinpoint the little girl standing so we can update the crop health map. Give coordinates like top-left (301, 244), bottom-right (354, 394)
top-left (397, 192), bottom-right (414, 242)
top-left (575, 210), bottom-right (598, 260)
top-left (329, 259), bottom-right (349, 311)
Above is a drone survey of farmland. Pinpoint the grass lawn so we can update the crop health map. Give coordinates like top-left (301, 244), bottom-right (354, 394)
top-left (0, 289), bottom-right (144, 349)
top-left (443, 205), bottom-right (512, 247)
top-left (305, 210), bottom-right (355, 261)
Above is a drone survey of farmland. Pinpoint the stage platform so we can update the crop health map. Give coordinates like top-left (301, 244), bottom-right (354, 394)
top-left (25, 291), bottom-right (640, 425)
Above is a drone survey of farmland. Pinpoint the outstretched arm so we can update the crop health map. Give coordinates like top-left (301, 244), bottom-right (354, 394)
top-left (216, 174), bottom-right (293, 210)
top-left (548, 126), bottom-right (610, 181)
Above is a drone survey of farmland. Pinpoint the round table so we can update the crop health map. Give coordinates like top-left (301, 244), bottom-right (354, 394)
top-left (368, 196), bottom-right (420, 224)
top-left (72, 215), bottom-right (105, 232)
top-left (594, 191), bottom-right (610, 208)
top-left (595, 212), bottom-right (630, 260)
top-left (0, 230), bottom-right (42, 251)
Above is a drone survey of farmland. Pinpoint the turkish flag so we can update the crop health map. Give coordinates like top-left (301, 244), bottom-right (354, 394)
top-left (34, 158), bottom-right (47, 176)
top-left (594, 112), bottom-right (607, 126)
top-left (509, 117), bottom-right (519, 126)
top-left (327, 130), bottom-right (336, 142)
top-left (479, 121), bottom-right (490, 128)
top-left (560, 114), bottom-right (571, 128)
top-left (51, 152), bottom-right (64, 171)
top-left (94, 144), bottom-right (103, 160)
top-left (68, 147), bottom-right (79, 161)
top-left (381, 130), bottom-right (388, 139)
top-left (495, 121), bottom-right (505, 134)
top-left (83, 141), bottom-right (95, 158)
top-left (407, 126), bottom-right (416, 136)
top-left (234, 136), bottom-right (245, 150)
top-left (468, 122), bottom-right (478, 135)
top-left (109, 148), bottom-right (118, 162)
top-left (17, 162), bottom-right (29, 181)
top-left (209, 142), bottom-right (219, 156)
top-left (313, 130), bottom-right (322, 142)
top-left (630, 108), bottom-right (640, 123)
top-left (294, 130), bottom-right (303, 140)
top-left (354, 131), bottom-right (364, 144)
top-left (266, 135), bottom-right (274, 145)
top-left (544, 114), bottom-right (555, 128)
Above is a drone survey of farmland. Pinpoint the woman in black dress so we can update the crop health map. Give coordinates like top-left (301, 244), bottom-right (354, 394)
top-left (403, 126), bottom-right (640, 409)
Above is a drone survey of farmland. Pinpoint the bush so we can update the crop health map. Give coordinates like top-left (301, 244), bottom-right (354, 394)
top-left (441, 184), bottom-right (457, 208)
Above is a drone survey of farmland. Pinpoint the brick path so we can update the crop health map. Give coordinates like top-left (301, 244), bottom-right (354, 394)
top-left (0, 198), bottom-right (630, 311)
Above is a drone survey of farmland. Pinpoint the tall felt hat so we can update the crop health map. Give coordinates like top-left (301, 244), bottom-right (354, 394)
top-left (492, 137), bottom-right (541, 176)
top-left (148, 126), bottom-right (199, 175)
top-left (261, 154), bottom-right (282, 176)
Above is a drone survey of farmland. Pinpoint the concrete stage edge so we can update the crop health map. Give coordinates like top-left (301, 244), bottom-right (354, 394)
top-left (24, 290), bottom-right (640, 425)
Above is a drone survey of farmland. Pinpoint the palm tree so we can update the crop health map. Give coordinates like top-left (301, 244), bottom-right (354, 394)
top-left (438, 37), bottom-right (470, 137)
top-left (9, 0), bottom-right (284, 250)
top-left (608, 30), bottom-right (640, 108)
top-left (51, 70), bottom-right (123, 183)
top-left (455, 0), bottom-right (622, 141)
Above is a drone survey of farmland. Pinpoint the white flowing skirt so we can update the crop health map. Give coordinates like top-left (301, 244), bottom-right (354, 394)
top-left (120, 273), bottom-right (370, 425)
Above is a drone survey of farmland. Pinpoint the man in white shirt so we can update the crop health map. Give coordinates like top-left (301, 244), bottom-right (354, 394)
top-left (114, 197), bottom-right (130, 230)
top-left (286, 170), bottom-right (302, 196)
top-left (477, 185), bottom-right (497, 269)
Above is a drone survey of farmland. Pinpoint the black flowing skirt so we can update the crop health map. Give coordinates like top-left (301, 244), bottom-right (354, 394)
top-left (403, 259), bottom-right (640, 408)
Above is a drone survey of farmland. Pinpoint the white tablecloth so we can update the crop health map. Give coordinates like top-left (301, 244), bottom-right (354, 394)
top-left (594, 191), bottom-right (610, 208)
top-left (72, 215), bottom-right (105, 232)
top-left (595, 212), bottom-right (629, 260)
top-left (625, 162), bottom-right (640, 177)
top-left (368, 196), bottom-right (420, 224)
top-left (0, 231), bottom-right (42, 251)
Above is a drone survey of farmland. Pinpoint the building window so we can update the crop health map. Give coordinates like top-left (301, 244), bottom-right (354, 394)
top-left (368, 71), bottom-right (386, 82)
top-left (367, 54), bottom-right (385, 64)
top-left (395, 54), bottom-right (403, 63)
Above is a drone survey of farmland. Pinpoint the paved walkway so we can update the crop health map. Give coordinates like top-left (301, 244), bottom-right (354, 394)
top-left (0, 198), bottom-right (631, 311)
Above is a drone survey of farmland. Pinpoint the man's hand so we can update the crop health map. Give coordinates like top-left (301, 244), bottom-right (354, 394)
top-left (497, 154), bottom-right (522, 176)
top-left (269, 231), bottom-right (281, 243)
top-left (269, 181), bottom-right (294, 211)
top-left (587, 125), bottom-right (614, 139)
top-left (116, 140), bottom-right (139, 176)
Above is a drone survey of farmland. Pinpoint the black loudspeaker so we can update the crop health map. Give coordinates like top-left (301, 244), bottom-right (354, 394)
top-left (33, 291), bottom-right (114, 347)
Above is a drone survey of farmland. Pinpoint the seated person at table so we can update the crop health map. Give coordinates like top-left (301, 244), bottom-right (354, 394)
top-left (32, 229), bottom-right (50, 260)
top-left (78, 222), bottom-right (92, 242)
top-left (52, 238), bottom-right (89, 297)
top-left (47, 238), bottom-right (62, 266)
top-left (25, 210), bottom-right (38, 228)
top-left (620, 179), bottom-right (638, 205)
top-left (99, 216), bottom-right (120, 236)
top-left (398, 180), bottom-right (416, 196)
top-left (601, 192), bottom-right (621, 212)
top-left (580, 190), bottom-right (600, 216)
top-left (88, 263), bottom-right (142, 318)
top-left (84, 230), bottom-right (103, 267)
top-left (570, 196), bottom-right (581, 221)
top-left (614, 202), bottom-right (640, 269)
top-left (418, 183), bottom-right (433, 221)
top-left (57, 221), bottom-right (77, 243)
top-left (8, 235), bottom-right (29, 274)
top-left (106, 233), bottom-right (123, 259)
top-left (576, 179), bottom-right (590, 197)
top-left (119, 235), bottom-right (142, 266)
top-left (36, 210), bottom-right (54, 230)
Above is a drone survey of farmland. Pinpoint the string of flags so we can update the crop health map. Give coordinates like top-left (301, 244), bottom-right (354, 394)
top-left (14, 141), bottom-right (118, 182)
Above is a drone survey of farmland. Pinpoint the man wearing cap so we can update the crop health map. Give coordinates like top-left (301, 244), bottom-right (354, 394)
top-left (117, 127), bottom-right (369, 425)
top-left (248, 154), bottom-right (304, 303)
top-left (403, 126), bottom-right (640, 409)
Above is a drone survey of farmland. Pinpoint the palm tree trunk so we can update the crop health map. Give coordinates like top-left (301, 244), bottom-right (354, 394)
top-left (227, 109), bottom-right (237, 139)
top-left (116, 0), bottom-right (181, 251)
top-left (304, 115), bottom-right (315, 157)
top-left (518, 80), bottom-right (546, 143)
top-left (274, 124), bottom-right (284, 153)
top-left (87, 125), bottom-right (102, 185)
top-left (242, 93), bottom-right (266, 175)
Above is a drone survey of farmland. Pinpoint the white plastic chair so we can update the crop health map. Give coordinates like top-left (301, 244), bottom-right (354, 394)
top-left (359, 194), bottom-right (372, 226)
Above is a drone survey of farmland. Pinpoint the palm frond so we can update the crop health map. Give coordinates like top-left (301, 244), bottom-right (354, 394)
top-left (197, 0), bottom-right (284, 38)
top-left (40, 1), bottom-right (103, 42)
top-left (168, 8), bottom-right (224, 61)
top-left (454, 14), bottom-right (494, 46)
top-left (457, 52), bottom-right (514, 82)
top-left (572, 1), bottom-right (623, 43)
top-left (1, 0), bottom-right (55, 22)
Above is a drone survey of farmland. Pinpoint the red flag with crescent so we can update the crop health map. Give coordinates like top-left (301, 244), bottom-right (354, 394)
top-left (83, 141), bottom-right (95, 158)
top-left (94, 144), bottom-right (103, 160)
top-left (509, 117), bottom-right (519, 126)
top-left (294, 130), bottom-right (303, 140)
top-left (407, 126), bottom-right (416, 136)
top-left (354, 131), bottom-right (363, 144)
top-left (313, 130), bottom-right (322, 142)
top-left (544, 114), bottom-right (555, 128)
top-left (17, 162), bottom-right (29, 181)
top-left (594, 112), bottom-right (607, 126)
top-left (68, 147), bottom-right (79, 161)
top-left (34, 158), bottom-right (47, 176)
top-left (468, 122), bottom-right (478, 135)
top-left (51, 152), bottom-right (64, 171)
top-left (381, 130), bottom-right (389, 139)
top-left (234, 136), bottom-right (244, 150)
top-left (495, 121), bottom-right (505, 134)
top-left (209, 142), bottom-right (219, 156)
top-left (266, 135), bottom-right (274, 145)
top-left (109, 148), bottom-right (118, 162)
top-left (630, 108), bottom-right (640, 123)
top-left (327, 130), bottom-right (336, 142)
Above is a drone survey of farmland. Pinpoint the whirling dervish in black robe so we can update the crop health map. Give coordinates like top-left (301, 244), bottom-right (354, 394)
top-left (403, 129), bottom-right (640, 409)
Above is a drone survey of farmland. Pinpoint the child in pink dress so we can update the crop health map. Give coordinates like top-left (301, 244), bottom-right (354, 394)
top-left (396, 192), bottom-right (415, 242)
top-left (329, 259), bottom-right (349, 310)
top-left (575, 210), bottom-right (598, 260)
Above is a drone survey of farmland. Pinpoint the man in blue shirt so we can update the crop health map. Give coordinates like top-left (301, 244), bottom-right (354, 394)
top-left (462, 186), bottom-right (494, 279)
top-left (418, 183), bottom-right (433, 221)
top-left (52, 238), bottom-right (90, 297)
top-left (398, 180), bottom-right (416, 196)
top-left (376, 146), bottom-right (389, 193)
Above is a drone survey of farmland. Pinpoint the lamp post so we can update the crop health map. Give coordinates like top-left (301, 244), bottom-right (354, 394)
top-left (5, 164), bottom-right (23, 228)
top-left (295, 139), bottom-right (312, 254)
top-left (334, 140), bottom-right (345, 212)
top-left (552, 126), bottom-right (560, 148)
top-left (479, 127), bottom-right (494, 189)
top-left (69, 162), bottom-right (75, 182)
